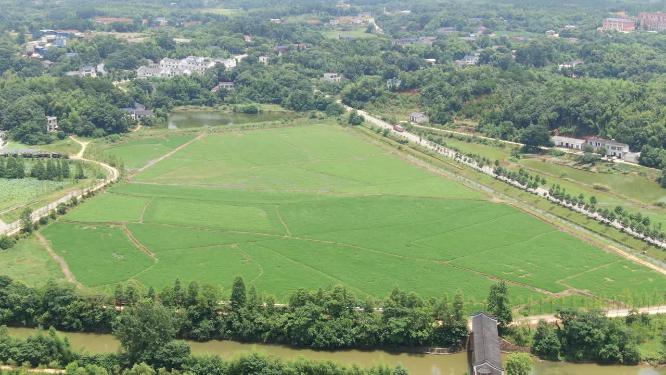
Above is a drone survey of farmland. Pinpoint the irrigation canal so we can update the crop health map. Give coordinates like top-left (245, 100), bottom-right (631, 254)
top-left (7, 328), bottom-right (665, 375)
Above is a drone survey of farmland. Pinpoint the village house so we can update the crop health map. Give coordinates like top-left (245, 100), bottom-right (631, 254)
top-left (46, 116), bottom-right (59, 133)
top-left (437, 26), bottom-right (458, 34)
top-left (586, 137), bottom-right (631, 158)
top-left (455, 52), bottom-right (480, 67)
top-left (470, 313), bottom-right (504, 375)
top-left (153, 17), bottom-right (168, 27)
top-left (243, 34), bottom-right (254, 43)
top-left (552, 135), bottom-right (586, 150)
top-left (211, 82), bottom-right (235, 92)
top-left (65, 64), bottom-right (102, 78)
top-left (330, 13), bottom-right (373, 26)
top-left (558, 59), bottom-right (584, 70)
top-left (94, 17), bottom-right (133, 25)
top-left (601, 17), bottom-right (636, 32)
top-left (274, 45), bottom-right (290, 56)
top-left (392, 36), bottom-right (437, 47)
top-left (322, 73), bottom-right (343, 83)
top-left (136, 55), bottom-right (245, 79)
top-left (386, 78), bottom-right (402, 90)
top-left (409, 112), bottom-right (429, 124)
top-left (258, 56), bottom-right (270, 65)
top-left (545, 29), bottom-right (559, 37)
top-left (122, 104), bottom-right (154, 121)
top-left (638, 12), bottom-right (666, 31)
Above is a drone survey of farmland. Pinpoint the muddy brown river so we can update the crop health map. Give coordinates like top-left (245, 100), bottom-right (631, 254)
top-left (7, 328), bottom-right (664, 375)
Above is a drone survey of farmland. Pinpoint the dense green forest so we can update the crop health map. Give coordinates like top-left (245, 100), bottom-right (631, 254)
top-left (1, 0), bottom-right (666, 169)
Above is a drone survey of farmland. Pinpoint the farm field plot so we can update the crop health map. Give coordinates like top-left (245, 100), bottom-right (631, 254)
top-left (100, 134), bottom-right (196, 171)
top-left (0, 178), bottom-right (89, 223)
top-left (22, 124), bottom-right (666, 308)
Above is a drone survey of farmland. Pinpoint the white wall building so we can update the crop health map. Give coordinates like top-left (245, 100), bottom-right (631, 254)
top-left (46, 116), bottom-right (59, 133)
top-left (552, 136), bottom-right (586, 150)
top-left (137, 55), bottom-right (246, 79)
top-left (323, 73), bottom-right (343, 83)
top-left (587, 137), bottom-right (631, 158)
top-left (409, 112), bottom-right (429, 124)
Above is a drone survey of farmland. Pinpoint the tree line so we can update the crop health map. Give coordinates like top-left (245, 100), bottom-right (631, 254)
top-left (0, 326), bottom-right (408, 375)
top-left (0, 157), bottom-right (85, 181)
top-left (0, 276), bottom-right (472, 350)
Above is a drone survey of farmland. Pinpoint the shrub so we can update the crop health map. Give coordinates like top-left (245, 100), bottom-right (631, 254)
top-left (592, 183), bottom-right (610, 191)
top-left (0, 236), bottom-right (15, 250)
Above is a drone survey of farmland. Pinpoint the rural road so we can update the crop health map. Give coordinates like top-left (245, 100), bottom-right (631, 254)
top-left (515, 305), bottom-right (666, 326)
top-left (0, 137), bottom-right (120, 237)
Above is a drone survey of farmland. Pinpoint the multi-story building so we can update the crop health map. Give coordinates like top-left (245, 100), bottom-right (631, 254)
top-left (601, 17), bottom-right (636, 32)
top-left (586, 137), bottom-right (631, 158)
top-left (638, 12), bottom-right (666, 31)
top-left (136, 55), bottom-right (246, 79)
top-left (46, 116), bottom-right (59, 133)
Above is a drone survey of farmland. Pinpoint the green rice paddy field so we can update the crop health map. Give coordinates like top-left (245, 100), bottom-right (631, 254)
top-left (13, 123), bottom-right (666, 308)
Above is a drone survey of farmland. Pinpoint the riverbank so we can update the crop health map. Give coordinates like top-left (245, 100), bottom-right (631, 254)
top-left (6, 328), bottom-right (665, 375)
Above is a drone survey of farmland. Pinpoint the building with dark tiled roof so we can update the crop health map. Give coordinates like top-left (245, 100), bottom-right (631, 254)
top-left (471, 312), bottom-right (504, 375)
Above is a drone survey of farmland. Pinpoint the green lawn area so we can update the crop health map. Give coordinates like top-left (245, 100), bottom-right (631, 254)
top-left (41, 223), bottom-right (155, 287)
top-left (100, 134), bottom-right (196, 170)
top-left (17, 122), bottom-right (666, 310)
top-left (0, 174), bottom-right (96, 223)
top-left (439, 135), bottom-right (516, 161)
top-left (0, 236), bottom-right (65, 285)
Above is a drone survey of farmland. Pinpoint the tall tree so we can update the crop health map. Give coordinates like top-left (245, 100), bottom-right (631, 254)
top-left (230, 276), bottom-right (246, 310)
top-left (487, 281), bottom-right (512, 334)
top-left (113, 300), bottom-right (176, 365)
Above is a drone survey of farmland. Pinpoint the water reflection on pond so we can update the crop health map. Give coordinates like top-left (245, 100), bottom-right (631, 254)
top-left (167, 110), bottom-right (298, 129)
top-left (7, 328), bottom-right (664, 375)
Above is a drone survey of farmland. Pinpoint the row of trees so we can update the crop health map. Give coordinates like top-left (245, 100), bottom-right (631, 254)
top-left (493, 166), bottom-right (548, 190)
top-left (0, 157), bottom-right (85, 181)
top-left (0, 275), bottom-right (476, 350)
top-left (119, 277), bottom-right (471, 349)
top-left (549, 184), bottom-right (665, 241)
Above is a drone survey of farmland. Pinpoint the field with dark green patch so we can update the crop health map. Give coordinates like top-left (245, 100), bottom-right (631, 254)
top-left (24, 124), bottom-right (666, 308)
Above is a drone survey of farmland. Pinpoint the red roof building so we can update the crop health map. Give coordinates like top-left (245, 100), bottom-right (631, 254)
top-left (638, 12), bottom-right (666, 31)
top-left (601, 17), bottom-right (636, 32)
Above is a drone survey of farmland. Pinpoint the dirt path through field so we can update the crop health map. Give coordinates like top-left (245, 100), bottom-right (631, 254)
top-left (121, 224), bottom-right (156, 258)
top-left (35, 232), bottom-right (81, 288)
top-left (516, 305), bottom-right (666, 326)
top-left (130, 132), bottom-right (206, 178)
